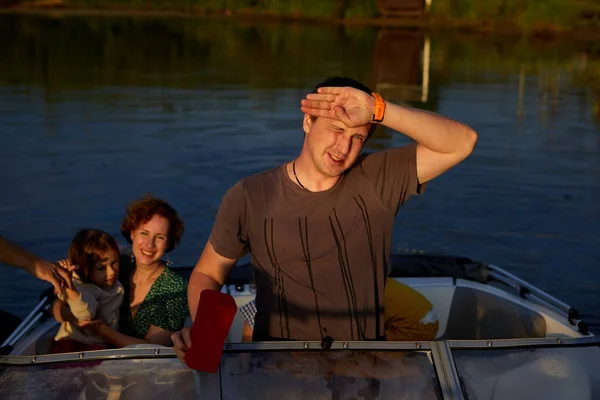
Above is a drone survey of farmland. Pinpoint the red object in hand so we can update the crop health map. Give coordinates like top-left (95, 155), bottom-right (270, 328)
top-left (185, 289), bottom-right (238, 373)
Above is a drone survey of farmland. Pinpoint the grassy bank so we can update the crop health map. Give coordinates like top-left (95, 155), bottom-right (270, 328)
top-left (2, 0), bottom-right (600, 35)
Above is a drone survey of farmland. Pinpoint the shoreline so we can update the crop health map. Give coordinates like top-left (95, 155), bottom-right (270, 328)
top-left (1, 5), bottom-right (600, 42)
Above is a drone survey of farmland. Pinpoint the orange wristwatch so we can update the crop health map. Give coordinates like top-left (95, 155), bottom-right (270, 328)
top-left (371, 92), bottom-right (386, 123)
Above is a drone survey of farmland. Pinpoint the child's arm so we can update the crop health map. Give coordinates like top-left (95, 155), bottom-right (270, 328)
top-left (57, 259), bottom-right (81, 301)
top-left (52, 298), bottom-right (103, 332)
top-left (66, 288), bottom-right (99, 322)
top-left (57, 259), bottom-right (99, 322)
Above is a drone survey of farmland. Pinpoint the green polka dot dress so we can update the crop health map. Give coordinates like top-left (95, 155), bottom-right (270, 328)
top-left (120, 267), bottom-right (189, 339)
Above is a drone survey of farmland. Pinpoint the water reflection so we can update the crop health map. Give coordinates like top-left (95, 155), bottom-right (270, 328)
top-left (372, 29), bottom-right (429, 104)
top-left (1, 16), bottom-right (598, 125)
top-left (0, 15), bottom-right (598, 330)
top-left (369, 29), bottom-right (434, 149)
top-left (0, 15), bottom-right (378, 89)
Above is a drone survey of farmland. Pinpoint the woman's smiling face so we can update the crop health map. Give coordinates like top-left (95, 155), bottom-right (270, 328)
top-left (130, 214), bottom-right (170, 267)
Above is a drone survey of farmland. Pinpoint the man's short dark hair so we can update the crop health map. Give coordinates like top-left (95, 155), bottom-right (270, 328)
top-left (313, 76), bottom-right (373, 96)
top-left (311, 76), bottom-right (377, 137)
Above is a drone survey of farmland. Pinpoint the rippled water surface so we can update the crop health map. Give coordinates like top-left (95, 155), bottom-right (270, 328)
top-left (0, 15), bottom-right (598, 329)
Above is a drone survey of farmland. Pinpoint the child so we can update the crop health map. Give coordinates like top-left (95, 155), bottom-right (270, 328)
top-left (52, 229), bottom-right (125, 353)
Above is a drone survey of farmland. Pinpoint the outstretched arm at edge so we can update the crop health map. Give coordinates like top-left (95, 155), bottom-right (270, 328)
top-left (0, 235), bottom-right (74, 296)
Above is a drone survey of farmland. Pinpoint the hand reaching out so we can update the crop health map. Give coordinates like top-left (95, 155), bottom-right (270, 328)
top-left (300, 86), bottom-right (376, 128)
top-left (0, 235), bottom-right (78, 297)
top-left (31, 258), bottom-right (77, 297)
top-left (55, 259), bottom-right (78, 298)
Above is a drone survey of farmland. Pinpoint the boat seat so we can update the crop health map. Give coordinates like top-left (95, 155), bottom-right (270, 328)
top-left (440, 285), bottom-right (546, 340)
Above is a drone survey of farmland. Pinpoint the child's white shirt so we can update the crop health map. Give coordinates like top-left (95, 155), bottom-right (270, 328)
top-left (54, 273), bottom-right (125, 345)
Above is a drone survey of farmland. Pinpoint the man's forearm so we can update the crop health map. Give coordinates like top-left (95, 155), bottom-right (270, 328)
top-left (0, 236), bottom-right (38, 271)
top-left (382, 102), bottom-right (477, 155)
top-left (188, 270), bottom-right (222, 321)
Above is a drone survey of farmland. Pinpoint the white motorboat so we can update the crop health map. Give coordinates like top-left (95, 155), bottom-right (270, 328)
top-left (1, 254), bottom-right (598, 399)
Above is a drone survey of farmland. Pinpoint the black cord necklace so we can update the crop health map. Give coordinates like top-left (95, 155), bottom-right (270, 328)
top-left (292, 161), bottom-right (307, 190)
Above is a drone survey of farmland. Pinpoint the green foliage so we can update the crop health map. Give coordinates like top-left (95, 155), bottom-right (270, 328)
top-left (7, 0), bottom-right (600, 30)
top-left (429, 0), bottom-right (600, 30)
top-left (345, 0), bottom-right (379, 18)
top-left (258, 0), bottom-right (340, 18)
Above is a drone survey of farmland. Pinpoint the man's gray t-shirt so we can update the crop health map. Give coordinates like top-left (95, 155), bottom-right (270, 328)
top-left (210, 142), bottom-right (423, 341)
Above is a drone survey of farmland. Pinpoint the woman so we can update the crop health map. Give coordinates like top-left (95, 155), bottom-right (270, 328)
top-left (52, 194), bottom-right (188, 347)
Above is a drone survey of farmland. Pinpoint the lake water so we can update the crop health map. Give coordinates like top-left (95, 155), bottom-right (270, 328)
top-left (0, 14), bottom-right (598, 330)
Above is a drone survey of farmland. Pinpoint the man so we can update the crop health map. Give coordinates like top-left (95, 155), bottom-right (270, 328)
top-left (173, 77), bottom-right (476, 356)
top-left (238, 276), bottom-right (440, 343)
top-left (0, 235), bottom-right (75, 295)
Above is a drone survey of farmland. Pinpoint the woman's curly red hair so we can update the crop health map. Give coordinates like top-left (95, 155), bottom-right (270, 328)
top-left (120, 194), bottom-right (184, 253)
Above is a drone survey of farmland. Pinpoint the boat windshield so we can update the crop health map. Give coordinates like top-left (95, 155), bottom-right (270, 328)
top-left (0, 349), bottom-right (442, 400)
top-left (220, 350), bottom-right (442, 399)
top-left (454, 346), bottom-right (600, 400)
top-left (0, 358), bottom-right (198, 400)
top-left (3, 343), bottom-right (599, 399)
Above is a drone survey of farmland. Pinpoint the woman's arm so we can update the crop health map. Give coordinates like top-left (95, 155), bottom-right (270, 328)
top-left (93, 323), bottom-right (174, 347)
top-left (146, 325), bottom-right (175, 346)
top-left (53, 298), bottom-right (172, 347)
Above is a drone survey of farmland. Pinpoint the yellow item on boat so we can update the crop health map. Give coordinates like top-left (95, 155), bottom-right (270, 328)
top-left (384, 278), bottom-right (439, 341)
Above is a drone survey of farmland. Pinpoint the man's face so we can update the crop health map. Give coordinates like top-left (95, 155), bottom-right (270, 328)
top-left (304, 114), bottom-right (369, 178)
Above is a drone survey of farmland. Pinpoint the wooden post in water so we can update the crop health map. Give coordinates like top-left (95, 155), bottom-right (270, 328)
top-left (517, 65), bottom-right (525, 119)
top-left (371, 29), bottom-right (429, 105)
top-left (421, 36), bottom-right (430, 103)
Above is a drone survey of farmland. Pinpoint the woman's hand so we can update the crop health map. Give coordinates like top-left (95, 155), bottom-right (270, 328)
top-left (77, 318), bottom-right (105, 330)
top-left (300, 86), bottom-right (376, 128)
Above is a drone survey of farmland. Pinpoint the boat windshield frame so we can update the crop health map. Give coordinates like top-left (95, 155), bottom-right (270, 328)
top-left (1, 336), bottom-right (599, 400)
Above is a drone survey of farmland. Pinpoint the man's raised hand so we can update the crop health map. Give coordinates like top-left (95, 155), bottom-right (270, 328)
top-left (300, 86), bottom-right (376, 128)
